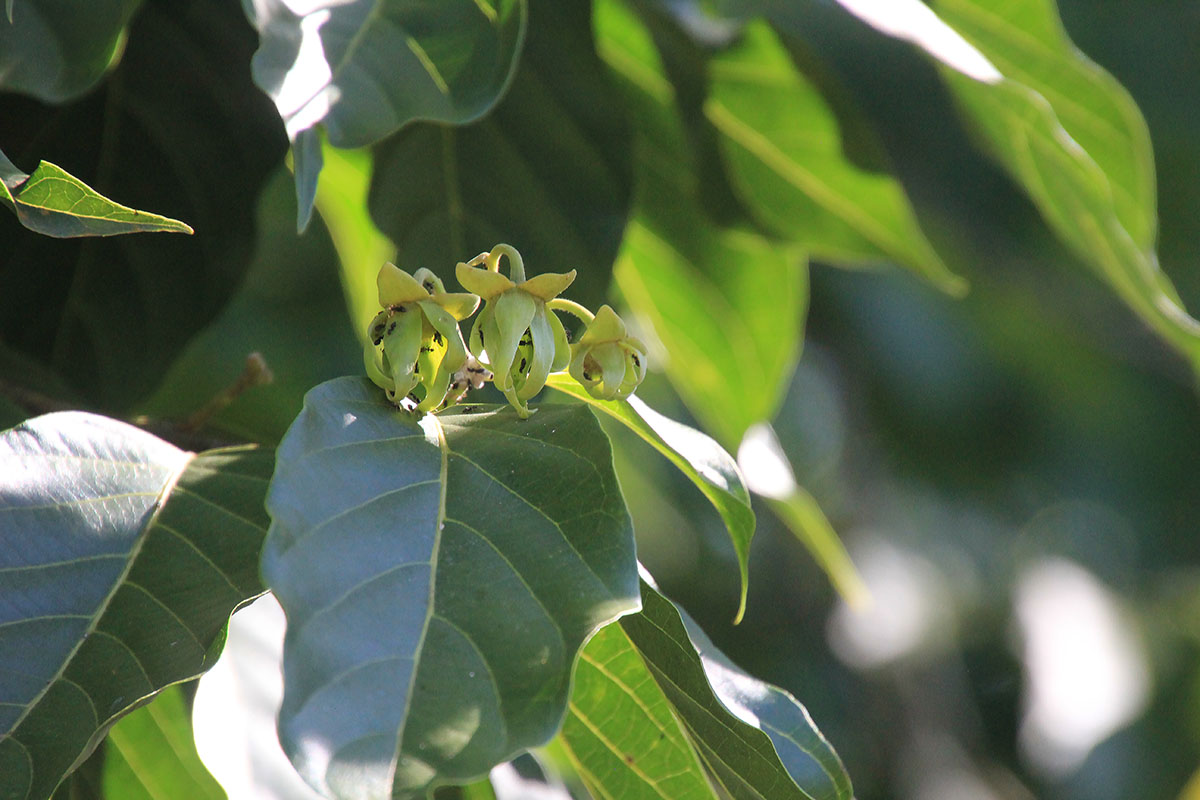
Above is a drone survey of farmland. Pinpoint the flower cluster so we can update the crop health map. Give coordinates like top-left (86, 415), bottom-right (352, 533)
top-left (363, 243), bottom-right (647, 416)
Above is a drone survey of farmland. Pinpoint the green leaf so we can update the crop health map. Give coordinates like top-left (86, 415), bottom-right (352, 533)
top-left (261, 377), bottom-right (640, 799)
top-left (0, 413), bottom-right (271, 800)
top-left (0, 148), bottom-right (192, 237)
top-left (138, 165), bottom-right (361, 444)
top-left (0, 0), bottom-right (287, 410)
top-left (369, 0), bottom-right (633, 309)
top-left (622, 576), bottom-right (852, 800)
top-left (559, 622), bottom-right (716, 799)
top-left (102, 687), bottom-right (225, 800)
top-left (0, 0), bottom-right (141, 102)
top-left (545, 374), bottom-right (755, 623)
top-left (247, 0), bottom-right (526, 148)
top-left (924, 0), bottom-right (1200, 370)
top-left (595, 0), bottom-right (805, 449)
top-left (704, 22), bottom-right (965, 295)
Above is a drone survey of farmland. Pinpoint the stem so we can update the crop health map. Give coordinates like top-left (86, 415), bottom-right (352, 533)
top-left (547, 298), bottom-right (595, 325)
top-left (182, 352), bottom-right (274, 433)
top-left (487, 243), bottom-right (525, 282)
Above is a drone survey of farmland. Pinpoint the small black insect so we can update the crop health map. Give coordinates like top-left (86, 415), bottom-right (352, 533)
top-left (432, 330), bottom-right (444, 345)
top-left (386, 321), bottom-right (397, 335)
top-left (631, 353), bottom-right (641, 368)
top-left (518, 357), bottom-right (527, 372)
top-left (423, 281), bottom-right (436, 293)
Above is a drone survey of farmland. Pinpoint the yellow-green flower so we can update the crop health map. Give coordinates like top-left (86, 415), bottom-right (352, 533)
top-left (364, 263), bottom-right (479, 411)
top-left (455, 244), bottom-right (574, 418)
top-left (568, 305), bottom-right (647, 401)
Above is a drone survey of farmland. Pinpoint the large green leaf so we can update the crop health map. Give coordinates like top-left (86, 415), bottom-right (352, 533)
top-left (545, 374), bottom-right (755, 623)
top-left (622, 577), bottom-right (852, 800)
top-left (243, 0), bottom-right (527, 225)
top-left (369, 0), bottom-right (633, 308)
top-left (595, 0), bottom-right (805, 449)
top-left (925, 0), bottom-right (1200, 372)
top-left (102, 687), bottom-right (225, 800)
top-left (0, 413), bottom-right (271, 800)
top-left (261, 377), bottom-right (640, 799)
top-left (245, 0), bottom-right (525, 148)
top-left (0, 148), bottom-right (192, 238)
top-left (0, 0), bottom-right (141, 102)
top-left (137, 166), bottom-right (361, 444)
top-left (704, 22), bottom-right (965, 295)
top-left (560, 622), bottom-right (716, 799)
top-left (0, 0), bottom-right (287, 410)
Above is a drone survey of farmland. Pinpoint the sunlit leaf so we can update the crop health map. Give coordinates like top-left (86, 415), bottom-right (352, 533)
top-left (0, 413), bottom-right (270, 799)
top-left (369, 0), bottom-right (632, 309)
top-left (103, 687), bottom-right (225, 800)
top-left (0, 149), bottom-right (192, 238)
top-left (623, 575), bottom-right (852, 800)
top-left (705, 22), bottom-right (965, 295)
top-left (0, 0), bottom-right (141, 102)
top-left (261, 377), bottom-right (640, 799)
top-left (546, 374), bottom-right (755, 623)
top-left (560, 622), bottom-right (716, 799)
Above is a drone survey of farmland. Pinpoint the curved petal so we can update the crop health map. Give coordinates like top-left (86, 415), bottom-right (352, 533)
top-left (468, 304), bottom-right (491, 363)
top-left (456, 262), bottom-right (515, 299)
top-left (491, 291), bottom-right (537, 391)
top-left (517, 308), bottom-right (556, 401)
top-left (433, 291), bottom-right (481, 321)
top-left (547, 308), bottom-right (571, 372)
top-left (421, 302), bottom-right (469, 375)
top-left (366, 309), bottom-right (392, 346)
top-left (579, 304), bottom-right (627, 346)
top-left (363, 342), bottom-right (394, 393)
top-left (413, 267), bottom-right (447, 295)
top-left (617, 349), bottom-right (644, 399)
top-left (381, 307), bottom-right (423, 400)
top-left (377, 263), bottom-right (429, 307)
top-left (592, 342), bottom-right (628, 399)
top-left (519, 270), bottom-right (576, 301)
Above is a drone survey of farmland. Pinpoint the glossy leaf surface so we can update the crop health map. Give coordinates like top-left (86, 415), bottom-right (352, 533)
top-left (243, 0), bottom-right (524, 146)
top-left (546, 374), bottom-right (755, 623)
top-left (262, 377), bottom-right (640, 799)
top-left (0, 0), bottom-right (141, 102)
top-left (369, 0), bottom-right (632, 309)
top-left (0, 413), bottom-right (271, 800)
top-left (622, 577), bottom-right (852, 800)
top-left (928, 0), bottom-right (1200, 371)
top-left (560, 622), bottom-right (716, 799)
top-left (0, 150), bottom-right (192, 238)
top-left (705, 22), bottom-right (964, 294)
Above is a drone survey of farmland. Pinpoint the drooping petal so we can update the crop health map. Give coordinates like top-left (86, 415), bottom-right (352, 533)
top-left (456, 262), bottom-right (515, 299)
top-left (421, 302), bottom-right (469, 375)
top-left (363, 342), bottom-right (394, 393)
top-left (617, 348), bottom-right (644, 399)
top-left (433, 292), bottom-right (481, 321)
top-left (381, 307), bottom-right (423, 401)
top-left (468, 303), bottom-right (491, 363)
top-left (377, 263), bottom-right (429, 307)
top-left (519, 270), bottom-right (577, 301)
top-left (518, 307), bottom-right (556, 401)
top-left (623, 340), bottom-right (647, 386)
top-left (591, 342), bottom-right (628, 399)
top-left (366, 308), bottom-right (392, 346)
top-left (490, 290), bottom-right (537, 391)
top-left (547, 308), bottom-right (571, 372)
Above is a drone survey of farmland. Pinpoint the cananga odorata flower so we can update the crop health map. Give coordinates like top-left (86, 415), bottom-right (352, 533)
top-left (567, 304), bottom-right (647, 401)
top-left (364, 263), bottom-right (479, 411)
top-left (456, 244), bottom-right (574, 418)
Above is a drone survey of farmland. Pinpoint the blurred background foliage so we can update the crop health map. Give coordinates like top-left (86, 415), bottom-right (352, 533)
top-left (624, 2), bottom-right (1200, 799)
top-left (4, 0), bottom-right (1200, 798)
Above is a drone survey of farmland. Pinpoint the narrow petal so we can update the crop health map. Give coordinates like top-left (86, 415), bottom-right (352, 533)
top-left (421, 302), bottom-right (469, 375)
top-left (518, 308), bottom-right (556, 400)
top-left (456, 262), bottom-right (515, 299)
top-left (617, 349), bottom-right (643, 399)
top-left (568, 344), bottom-right (596, 392)
top-left (413, 267), bottom-right (446, 295)
top-left (363, 342), bottom-right (394, 393)
top-left (366, 309), bottom-right (391, 346)
top-left (468, 305), bottom-right (490, 363)
top-left (547, 308), bottom-right (571, 372)
top-left (377, 263), bottom-right (429, 307)
top-left (592, 342), bottom-right (627, 399)
top-left (490, 290), bottom-right (537, 390)
top-left (381, 307), bottom-right (423, 400)
top-left (519, 270), bottom-right (576, 301)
